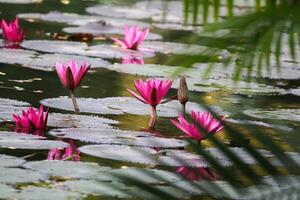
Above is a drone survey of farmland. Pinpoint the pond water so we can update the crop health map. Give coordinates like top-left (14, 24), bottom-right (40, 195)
top-left (0, 0), bottom-right (300, 199)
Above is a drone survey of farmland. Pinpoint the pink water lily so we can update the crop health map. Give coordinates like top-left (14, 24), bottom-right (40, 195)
top-left (176, 166), bottom-right (219, 181)
top-left (1, 17), bottom-right (24, 43)
top-left (127, 79), bottom-right (173, 129)
top-left (12, 105), bottom-right (48, 130)
top-left (112, 25), bottom-right (149, 50)
top-left (171, 111), bottom-right (224, 141)
top-left (55, 60), bottom-right (90, 113)
top-left (55, 60), bottom-right (90, 92)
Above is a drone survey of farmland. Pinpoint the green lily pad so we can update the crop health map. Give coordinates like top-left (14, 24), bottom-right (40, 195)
top-left (0, 168), bottom-right (48, 184)
top-left (0, 131), bottom-right (44, 140)
top-left (0, 183), bottom-right (18, 199)
top-left (0, 48), bottom-right (37, 66)
top-left (0, 154), bottom-right (25, 167)
top-left (0, 98), bottom-right (30, 122)
top-left (63, 180), bottom-right (131, 198)
top-left (0, 139), bottom-right (69, 150)
top-left (244, 109), bottom-right (300, 121)
top-left (18, 11), bottom-right (150, 27)
top-left (85, 5), bottom-right (158, 20)
top-left (41, 96), bottom-right (228, 117)
top-left (14, 187), bottom-right (82, 200)
top-left (63, 22), bottom-right (162, 40)
top-left (23, 160), bottom-right (109, 179)
top-left (49, 128), bottom-right (187, 148)
top-left (47, 113), bottom-right (118, 128)
top-left (0, 0), bottom-right (38, 4)
top-left (21, 40), bottom-right (154, 59)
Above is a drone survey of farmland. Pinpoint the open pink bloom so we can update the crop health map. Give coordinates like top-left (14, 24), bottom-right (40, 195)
top-left (171, 111), bottom-right (223, 141)
top-left (12, 105), bottom-right (48, 130)
top-left (127, 79), bottom-right (173, 107)
top-left (1, 17), bottom-right (24, 43)
top-left (112, 25), bottom-right (149, 50)
top-left (55, 60), bottom-right (90, 91)
top-left (176, 166), bottom-right (219, 181)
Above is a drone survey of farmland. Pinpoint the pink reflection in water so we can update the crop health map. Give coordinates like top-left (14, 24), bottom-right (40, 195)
top-left (176, 166), bottom-right (219, 181)
top-left (47, 139), bottom-right (80, 161)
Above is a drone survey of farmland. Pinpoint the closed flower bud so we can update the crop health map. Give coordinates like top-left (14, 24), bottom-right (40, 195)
top-left (178, 76), bottom-right (188, 105)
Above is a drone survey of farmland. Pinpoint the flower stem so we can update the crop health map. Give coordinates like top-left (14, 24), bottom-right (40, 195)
top-left (69, 91), bottom-right (80, 113)
top-left (181, 103), bottom-right (186, 115)
top-left (148, 106), bottom-right (157, 130)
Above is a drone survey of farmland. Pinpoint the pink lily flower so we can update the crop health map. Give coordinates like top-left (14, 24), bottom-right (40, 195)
top-left (176, 166), bottom-right (219, 181)
top-left (12, 105), bottom-right (48, 130)
top-left (1, 17), bottom-right (24, 43)
top-left (55, 60), bottom-right (90, 113)
top-left (171, 111), bottom-right (224, 142)
top-left (112, 25), bottom-right (149, 50)
top-left (127, 79), bottom-right (173, 129)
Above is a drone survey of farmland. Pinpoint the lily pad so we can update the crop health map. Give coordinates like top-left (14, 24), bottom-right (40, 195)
top-left (27, 53), bottom-right (110, 71)
top-left (0, 131), bottom-right (45, 140)
top-left (0, 168), bottom-right (48, 184)
top-left (0, 139), bottom-right (69, 150)
top-left (244, 109), bottom-right (300, 122)
top-left (21, 40), bottom-right (155, 59)
top-left (63, 22), bottom-right (162, 40)
top-left (47, 113), bottom-right (118, 128)
top-left (79, 145), bottom-right (229, 167)
top-left (0, 98), bottom-right (30, 122)
top-left (110, 167), bottom-right (183, 184)
top-left (152, 23), bottom-right (198, 31)
top-left (140, 41), bottom-right (215, 55)
top-left (85, 5), bottom-right (159, 20)
top-left (49, 128), bottom-right (187, 148)
top-left (0, 184), bottom-right (18, 199)
top-left (0, 154), bottom-right (25, 167)
top-left (63, 180), bottom-right (131, 198)
top-left (41, 96), bottom-right (228, 117)
top-left (18, 11), bottom-right (150, 27)
top-left (23, 160), bottom-right (109, 179)
top-left (79, 145), bottom-right (159, 165)
top-left (0, 48), bottom-right (37, 66)
top-left (14, 187), bottom-right (82, 200)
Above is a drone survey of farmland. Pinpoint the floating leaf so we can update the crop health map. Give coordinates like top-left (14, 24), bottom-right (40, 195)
top-left (21, 40), bottom-right (154, 59)
top-left (0, 131), bottom-right (45, 140)
top-left (0, 139), bottom-right (69, 150)
top-left (18, 11), bottom-right (150, 27)
top-left (63, 22), bottom-right (162, 40)
top-left (110, 167), bottom-right (183, 184)
top-left (85, 5), bottom-right (158, 20)
top-left (79, 145), bottom-right (158, 165)
top-left (63, 180), bottom-right (131, 198)
top-left (41, 96), bottom-right (228, 117)
top-left (14, 187), bottom-right (82, 200)
top-left (244, 109), bottom-right (300, 121)
top-left (47, 113), bottom-right (118, 128)
top-left (140, 41), bottom-right (214, 55)
top-left (0, 98), bottom-right (30, 122)
top-left (49, 128), bottom-right (187, 148)
top-left (79, 145), bottom-right (228, 167)
top-left (0, 184), bottom-right (18, 199)
top-left (0, 49), bottom-right (37, 68)
top-left (23, 160), bottom-right (109, 179)
top-left (0, 154), bottom-right (25, 167)
top-left (0, 168), bottom-right (48, 184)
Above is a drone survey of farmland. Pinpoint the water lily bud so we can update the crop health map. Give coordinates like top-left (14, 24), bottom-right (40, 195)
top-left (178, 76), bottom-right (188, 105)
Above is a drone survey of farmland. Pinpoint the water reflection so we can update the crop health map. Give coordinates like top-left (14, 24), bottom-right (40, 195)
top-left (176, 166), bottom-right (219, 181)
top-left (121, 55), bottom-right (144, 64)
top-left (47, 139), bottom-right (80, 161)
